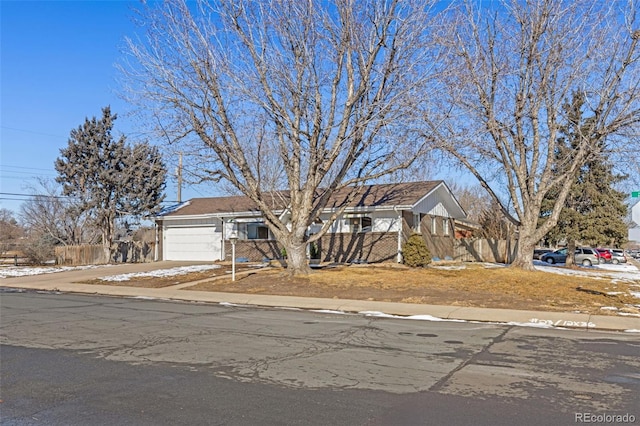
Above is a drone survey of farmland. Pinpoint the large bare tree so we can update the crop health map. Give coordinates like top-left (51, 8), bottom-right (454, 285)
top-left (429, 0), bottom-right (640, 269)
top-left (123, 0), bottom-right (443, 274)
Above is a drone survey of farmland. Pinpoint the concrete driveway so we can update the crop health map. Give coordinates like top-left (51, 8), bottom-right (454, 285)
top-left (1, 261), bottom-right (211, 287)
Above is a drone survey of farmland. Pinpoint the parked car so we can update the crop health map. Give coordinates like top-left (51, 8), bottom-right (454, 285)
top-left (533, 249), bottom-right (553, 260)
top-left (604, 248), bottom-right (627, 264)
top-left (540, 247), bottom-right (600, 266)
top-left (595, 248), bottom-right (612, 264)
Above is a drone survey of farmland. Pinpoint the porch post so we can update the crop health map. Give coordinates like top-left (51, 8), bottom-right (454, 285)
top-left (395, 207), bottom-right (403, 263)
top-left (154, 222), bottom-right (159, 262)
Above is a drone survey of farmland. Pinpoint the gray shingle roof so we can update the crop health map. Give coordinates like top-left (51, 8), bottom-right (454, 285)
top-left (161, 181), bottom-right (444, 217)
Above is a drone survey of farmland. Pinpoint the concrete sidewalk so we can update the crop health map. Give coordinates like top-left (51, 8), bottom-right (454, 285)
top-left (2, 262), bottom-right (639, 333)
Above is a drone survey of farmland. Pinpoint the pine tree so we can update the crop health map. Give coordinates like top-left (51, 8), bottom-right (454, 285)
top-left (403, 234), bottom-right (432, 267)
top-left (541, 94), bottom-right (628, 264)
top-left (55, 107), bottom-right (167, 261)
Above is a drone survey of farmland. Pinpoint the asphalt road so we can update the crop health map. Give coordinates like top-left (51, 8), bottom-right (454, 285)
top-left (1, 289), bottom-right (639, 425)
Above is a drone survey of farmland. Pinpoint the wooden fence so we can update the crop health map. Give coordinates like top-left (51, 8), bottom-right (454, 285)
top-left (453, 238), bottom-right (518, 263)
top-left (55, 241), bottom-right (155, 266)
top-left (55, 245), bottom-right (108, 265)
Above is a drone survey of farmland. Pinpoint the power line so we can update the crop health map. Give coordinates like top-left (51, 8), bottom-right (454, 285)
top-left (0, 126), bottom-right (66, 139)
top-left (0, 170), bottom-right (52, 175)
top-left (0, 192), bottom-right (72, 199)
top-left (0, 164), bottom-right (57, 173)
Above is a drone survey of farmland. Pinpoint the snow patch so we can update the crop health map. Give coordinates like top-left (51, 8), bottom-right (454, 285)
top-left (534, 260), bottom-right (640, 283)
top-left (431, 265), bottom-right (466, 270)
top-left (100, 265), bottom-right (221, 281)
top-left (157, 201), bottom-right (191, 216)
top-left (358, 311), bottom-right (465, 322)
top-left (0, 265), bottom-right (107, 279)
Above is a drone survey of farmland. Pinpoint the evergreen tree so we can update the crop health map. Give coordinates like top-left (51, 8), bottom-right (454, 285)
top-left (55, 107), bottom-right (167, 261)
top-left (403, 234), bottom-right (432, 267)
top-left (541, 94), bottom-right (628, 264)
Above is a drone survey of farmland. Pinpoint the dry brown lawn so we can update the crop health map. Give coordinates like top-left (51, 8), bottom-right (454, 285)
top-left (183, 262), bottom-right (640, 316)
top-left (83, 260), bottom-right (640, 316)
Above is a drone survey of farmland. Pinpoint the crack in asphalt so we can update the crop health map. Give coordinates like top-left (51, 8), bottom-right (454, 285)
top-left (428, 325), bottom-right (513, 392)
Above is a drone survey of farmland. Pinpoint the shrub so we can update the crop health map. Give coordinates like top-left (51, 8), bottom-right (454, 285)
top-left (21, 234), bottom-right (56, 265)
top-left (403, 234), bottom-right (431, 267)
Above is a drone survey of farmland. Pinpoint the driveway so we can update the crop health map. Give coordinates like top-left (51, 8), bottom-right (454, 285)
top-left (1, 261), bottom-right (211, 287)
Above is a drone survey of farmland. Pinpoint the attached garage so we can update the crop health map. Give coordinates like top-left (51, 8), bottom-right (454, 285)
top-left (162, 222), bottom-right (223, 261)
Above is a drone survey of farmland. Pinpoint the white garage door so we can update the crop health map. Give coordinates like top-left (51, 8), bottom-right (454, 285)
top-left (164, 226), bottom-right (223, 261)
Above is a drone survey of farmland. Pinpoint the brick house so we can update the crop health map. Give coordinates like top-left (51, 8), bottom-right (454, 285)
top-left (154, 181), bottom-right (467, 263)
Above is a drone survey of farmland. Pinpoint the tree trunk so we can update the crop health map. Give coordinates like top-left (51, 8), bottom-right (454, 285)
top-left (101, 215), bottom-right (116, 264)
top-left (285, 240), bottom-right (311, 276)
top-left (510, 221), bottom-right (537, 271)
top-left (565, 240), bottom-right (576, 267)
top-left (273, 222), bottom-right (311, 276)
top-left (511, 237), bottom-right (536, 271)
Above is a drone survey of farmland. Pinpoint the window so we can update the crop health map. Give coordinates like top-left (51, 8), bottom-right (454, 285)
top-left (431, 217), bottom-right (437, 235)
top-left (247, 223), bottom-right (270, 240)
top-left (443, 218), bottom-right (450, 236)
top-left (349, 216), bottom-right (372, 233)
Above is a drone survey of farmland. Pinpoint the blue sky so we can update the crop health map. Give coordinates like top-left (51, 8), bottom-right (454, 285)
top-left (0, 0), bottom-right (473, 219)
top-left (0, 0), bottom-right (211, 215)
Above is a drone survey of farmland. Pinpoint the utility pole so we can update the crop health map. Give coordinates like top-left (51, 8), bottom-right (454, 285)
top-left (177, 152), bottom-right (183, 203)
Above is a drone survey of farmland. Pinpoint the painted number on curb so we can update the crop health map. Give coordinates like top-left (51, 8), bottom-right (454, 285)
top-left (530, 318), bottom-right (596, 328)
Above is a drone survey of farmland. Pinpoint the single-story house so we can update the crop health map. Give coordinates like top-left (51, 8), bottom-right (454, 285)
top-left (153, 180), bottom-right (468, 263)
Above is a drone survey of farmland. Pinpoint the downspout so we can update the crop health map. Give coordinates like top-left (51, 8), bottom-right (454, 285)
top-left (154, 221), bottom-right (159, 262)
top-left (393, 206), bottom-right (402, 264)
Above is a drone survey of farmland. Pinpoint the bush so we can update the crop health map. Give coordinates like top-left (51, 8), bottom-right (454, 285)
top-left (21, 235), bottom-right (56, 265)
top-left (403, 234), bottom-right (431, 267)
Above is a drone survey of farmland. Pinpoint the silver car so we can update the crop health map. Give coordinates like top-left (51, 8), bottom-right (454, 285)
top-left (540, 247), bottom-right (600, 266)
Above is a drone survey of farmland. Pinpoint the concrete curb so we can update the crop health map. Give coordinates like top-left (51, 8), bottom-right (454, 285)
top-left (2, 279), bottom-right (639, 333)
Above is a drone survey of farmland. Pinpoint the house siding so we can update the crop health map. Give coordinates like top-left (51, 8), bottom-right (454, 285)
top-left (419, 215), bottom-right (454, 259)
top-left (318, 211), bottom-right (400, 234)
top-left (319, 232), bottom-right (399, 263)
top-left (218, 214), bottom-right (458, 263)
top-left (221, 232), bottom-right (399, 263)
top-left (226, 240), bottom-right (284, 261)
top-left (412, 184), bottom-right (459, 218)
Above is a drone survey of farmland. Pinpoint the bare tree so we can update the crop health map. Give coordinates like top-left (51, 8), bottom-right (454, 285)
top-left (448, 182), bottom-right (492, 222)
top-left (123, 0), bottom-right (444, 274)
top-left (428, 0), bottom-right (640, 270)
top-left (0, 209), bottom-right (23, 256)
top-left (20, 179), bottom-right (99, 247)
